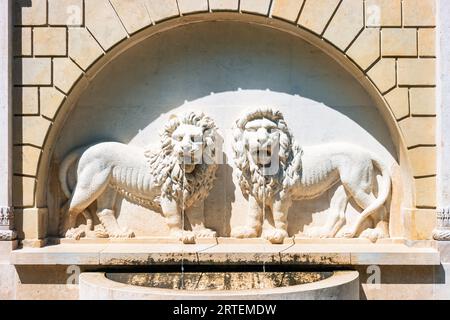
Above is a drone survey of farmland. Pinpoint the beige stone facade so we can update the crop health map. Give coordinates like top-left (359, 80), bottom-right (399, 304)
top-left (12, 0), bottom-right (437, 229)
top-left (3, 0), bottom-right (450, 300)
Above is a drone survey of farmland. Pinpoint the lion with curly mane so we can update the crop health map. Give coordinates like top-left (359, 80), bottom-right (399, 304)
top-left (231, 108), bottom-right (391, 244)
top-left (59, 111), bottom-right (219, 243)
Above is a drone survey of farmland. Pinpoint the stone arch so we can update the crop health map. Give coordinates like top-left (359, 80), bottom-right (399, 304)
top-left (13, 0), bottom-right (437, 240)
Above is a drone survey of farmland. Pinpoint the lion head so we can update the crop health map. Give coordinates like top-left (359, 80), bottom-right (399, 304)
top-left (147, 111), bottom-right (218, 208)
top-left (233, 108), bottom-right (302, 202)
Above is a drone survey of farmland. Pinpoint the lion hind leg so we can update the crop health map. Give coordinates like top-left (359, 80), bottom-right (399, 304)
top-left (341, 184), bottom-right (377, 238)
top-left (303, 185), bottom-right (348, 239)
top-left (360, 216), bottom-right (389, 242)
top-left (96, 188), bottom-right (134, 239)
top-left (325, 185), bottom-right (349, 238)
top-left (62, 183), bottom-right (104, 239)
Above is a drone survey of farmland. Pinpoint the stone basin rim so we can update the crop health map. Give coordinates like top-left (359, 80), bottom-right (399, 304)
top-left (79, 271), bottom-right (359, 296)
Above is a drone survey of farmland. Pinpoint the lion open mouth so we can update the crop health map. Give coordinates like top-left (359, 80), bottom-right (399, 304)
top-left (252, 146), bottom-right (272, 158)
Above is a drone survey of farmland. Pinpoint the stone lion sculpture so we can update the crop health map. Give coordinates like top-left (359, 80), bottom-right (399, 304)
top-left (231, 108), bottom-right (391, 244)
top-left (59, 111), bottom-right (219, 243)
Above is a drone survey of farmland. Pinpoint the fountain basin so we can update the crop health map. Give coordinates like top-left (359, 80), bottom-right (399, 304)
top-left (79, 271), bottom-right (359, 300)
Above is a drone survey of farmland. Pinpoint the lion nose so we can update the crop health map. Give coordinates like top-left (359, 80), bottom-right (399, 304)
top-left (257, 128), bottom-right (268, 143)
top-left (182, 144), bottom-right (192, 152)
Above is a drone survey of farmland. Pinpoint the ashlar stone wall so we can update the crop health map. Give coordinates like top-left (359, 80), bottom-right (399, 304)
top-left (12, 0), bottom-right (437, 241)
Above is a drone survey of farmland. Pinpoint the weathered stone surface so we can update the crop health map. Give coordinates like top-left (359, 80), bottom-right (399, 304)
top-left (418, 28), bottom-right (436, 57)
top-left (13, 116), bottom-right (51, 147)
top-left (367, 59), bottom-right (396, 93)
top-left (40, 87), bottom-right (65, 120)
top-left (16, 58), bottom-right (52, 85)
top-left (0, 265), bottom-right (16, 300)
top-left (298, 0), bottom-right (340, 35)
top-left (12, 176), bottom-right (36, 207)
top-left (382, 28), bottom-right (417, 56)
top-left (14, 0), bottom-right (47, 26)
top-left (85, 0), bottom-right (127, 51)
top-left (145, 0), bottom-right (179, 22)
top-left (272, 0), bottom-right (304, 22)
top-left (13, 27), bottom-right (32, 56)
top-left (209, 0), bottom-right (239, 11)
top-left (346, 28), bottom-right (380, 70)
top-left (398, 58), bottom-right (436, 86)
top-left (403, 208), bottom-right (436, 240)
top-left (177, 0), bottom-right (208, 14)
top-left (410, 88), bottom-right (436, 116)
top-left (16, 208), bottom-right (48, 240)
top-left (13, 87), bottom-right (38, 115)
top-left (100, 244), bottom-right (209, 265)
top-left (110, 0), bottom-right (152, 34)
top-left (53, 58), bottom-right (83, 94)
top-left (415, 176), bottom-right (436, 208)
top-left (13, 146), bottom-right (41, 176)
top-left (240, 0), bottom-right (271, 15)
top-left (349, 244), bottom-right (439, 265)
top-left (384, 88), bottom-right (409, 120)
top-left (69, 28), bottom-right (104, 71)
top-left (399, 117), bottom-right (436, 148)
top-left (15, 284), bottom-right (79, 300)
top-left (403, 0), bottom-right (436, 27)
top-left (34, 27), bottom-right (67, 56)
top-left (11, 244), bottom-right (106, 265)
top-left (365, 0), bottom-right (401, 27)
top-left (48, 0), bottom-right (83, 26)
top-left (323, 0), bottom-right (363, 51)
top-left (408, 147), bottom-right (436, 177)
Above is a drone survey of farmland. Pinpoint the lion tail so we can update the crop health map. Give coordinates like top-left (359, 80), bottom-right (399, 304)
top-left (352, 157), bottom-right (391, 236)
top-left (58, 147), bottom-right (88, 198)
top-left (58, 146), bottom-right (92, 237)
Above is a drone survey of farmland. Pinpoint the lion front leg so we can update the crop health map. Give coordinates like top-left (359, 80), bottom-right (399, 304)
top-left (231, 196), bottom-right (262, 239)
top-left (161, 196), bottom-right (195, 244)
top-left (186, 202), bottom-right (217, 239)
top-left (262, 196), bottom-right (290, 244)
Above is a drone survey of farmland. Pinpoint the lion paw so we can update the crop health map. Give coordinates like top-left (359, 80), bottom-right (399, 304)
top-left (108, 229), bottom-right (135, 239)
top-left (336, 226), bottom-right (357, 239)
top-left (303, 226), bottom-right (332, 239)
top-left (262, 229), bottom-right (288, 244)
top-left (231, 226), bottom-right (258, 239)
top-left (360, 228), bottom-right (387, 243)
top-left (171, 230), bottom-right (196, 244)
top-left (65, 227), bottom-right (86, 240)
top-left (194, 228), bottom-right (217, 239)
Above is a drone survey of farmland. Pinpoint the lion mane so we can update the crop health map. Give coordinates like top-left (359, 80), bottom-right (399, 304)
top-left (146, 111), bottom-right (218, 209)
top-left (232, 108), bottom-right (302, 202)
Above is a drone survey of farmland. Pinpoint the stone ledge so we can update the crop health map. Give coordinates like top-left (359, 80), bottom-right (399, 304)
top-left (10, 240), bottom-right (440, 266)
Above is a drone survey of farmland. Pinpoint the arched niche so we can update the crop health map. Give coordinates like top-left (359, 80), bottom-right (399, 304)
top-left (37, 17), bottom-right (413, 239)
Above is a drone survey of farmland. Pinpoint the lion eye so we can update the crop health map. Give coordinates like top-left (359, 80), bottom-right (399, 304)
top-left (174, 136), bottom-right (183, 141)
